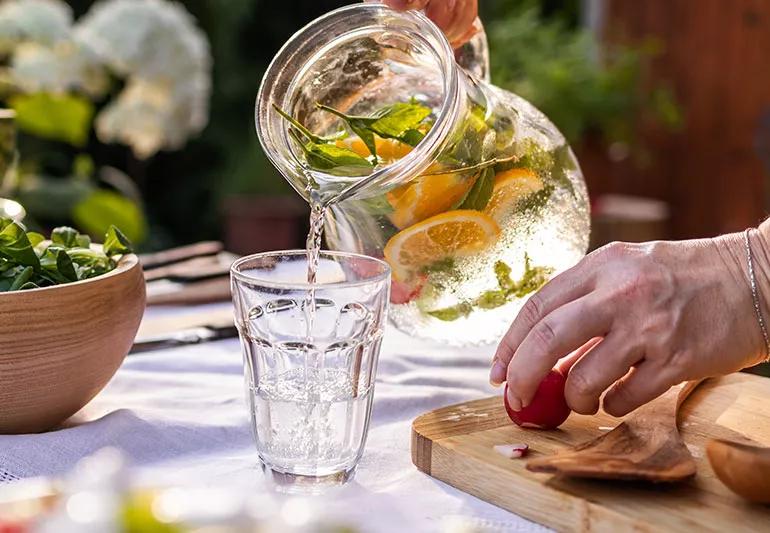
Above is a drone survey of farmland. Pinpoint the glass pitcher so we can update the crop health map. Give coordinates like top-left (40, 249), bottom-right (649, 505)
top-left (256, 4), bottom-right (590, 345)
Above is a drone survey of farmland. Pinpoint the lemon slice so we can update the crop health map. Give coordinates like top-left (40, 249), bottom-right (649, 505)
top-left (484, 168), bottom-right (544, 222)
top-left (336, 136), bottom-right (413, 162)
top-left (384, 210), bottom-right (500, 280)
top-left (387, 170), bottom-right (476, 229)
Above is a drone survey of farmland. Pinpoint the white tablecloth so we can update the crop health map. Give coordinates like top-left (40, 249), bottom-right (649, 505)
top-left (0, 304), bottom-right (547, 532)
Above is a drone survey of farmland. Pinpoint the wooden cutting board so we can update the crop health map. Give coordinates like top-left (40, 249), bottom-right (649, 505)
top-left (412, 373), bottom-right (770, 531)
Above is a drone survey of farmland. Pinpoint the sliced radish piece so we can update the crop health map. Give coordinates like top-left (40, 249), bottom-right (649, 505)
top-left (493, 443), bottom-right (529, 459)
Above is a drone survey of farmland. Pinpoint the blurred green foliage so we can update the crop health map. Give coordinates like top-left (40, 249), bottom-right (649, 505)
top-left (10, 93), bottom-right (94, 147)
top-left (482, 0), bottom-right (681, 145)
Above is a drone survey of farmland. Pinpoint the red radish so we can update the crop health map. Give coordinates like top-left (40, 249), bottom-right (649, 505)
top-left (390, 276), bottom-right (425, 304)
top-left (493, 443), bottom-right (529, 459)
top-left (504, 369), bottom-right (571, 430)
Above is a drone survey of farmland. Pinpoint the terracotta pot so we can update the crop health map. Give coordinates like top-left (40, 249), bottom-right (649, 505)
top-left (222, 195), bottom-right (309, 255)
top-left (0, 254), bottom-right (145, 434)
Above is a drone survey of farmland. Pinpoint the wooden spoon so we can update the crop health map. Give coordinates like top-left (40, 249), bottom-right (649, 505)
top-left (707, 439), bottom-right (770, 504)
top-left (526, 380), bottom-right (703, 482)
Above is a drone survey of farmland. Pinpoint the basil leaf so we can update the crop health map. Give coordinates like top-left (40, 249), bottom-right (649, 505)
top-left (369, 102), bottom-right (432, 140)
top-left (51, 226), bottom-right (80, 248)
top-left (458, 167), bottom-right (495, 210)
top-left (76, 233), bottom-right (91, 248)
top-left (9, 265), bottom-right (33, 290)
top-left (103, 225), bottom-right (133, 257)
top-left (27, 232), bottom-right (45, 248)
top-left (0, 221), bottom-right (40, 269)
top-left (56, 250), bottom-right (78, 282)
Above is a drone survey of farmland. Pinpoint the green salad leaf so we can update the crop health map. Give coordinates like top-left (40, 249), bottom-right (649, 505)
top-left (103, 225), bottom-right (133, 256)
top-left (0, 218), bottom-right (134, 292)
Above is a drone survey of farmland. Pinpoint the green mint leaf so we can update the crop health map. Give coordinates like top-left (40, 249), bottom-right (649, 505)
top-left (358, 194), bottom-right (394, 215)
top-left (550, 144), bottom-right (577, 198)
top-left (272, 104), bottom-right (346, 145)
top-left (509, 141), bottom-right (576, 199)
top-left (290, 130), bottom-right (373, 176)
top-left (458, 167), bottom-right (495, 210)
top-left (475, 290), bottom-right (508, 309)
top-left (103, 225), bottom-right (133, 257)
top-left (513, 254), bottom-right (553, 298)
top-left (0, 221), bottom-right (41, 269)
top-left (51, 226), bottom-right (81, 248)
top-left (55, 250), bottom-right (78, 282)
top-left (400, 129), bottom-right (425, 147)
top-left (427, 302), bottom-right (473, 321)
top-left (9, 266), bottom-right (33, 291)
top-left (305, 144), bottom-right (374, 176)
top-left (494, 260), bottom-right (515, 291)
top-left (316, 104), bottom-right (378, 158)
top-left (420, 257), bottom-right (456, 275)
top-left (369, 102), bottom-right (431, 140)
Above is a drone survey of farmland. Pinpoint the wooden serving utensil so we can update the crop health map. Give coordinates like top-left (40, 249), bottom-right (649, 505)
top-left (707, 439), bottom-right (770, 504)
top-left (526, 380), bottom-right (703, 482)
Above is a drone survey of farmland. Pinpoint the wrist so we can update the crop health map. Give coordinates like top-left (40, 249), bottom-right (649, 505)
top-left (752, 221), bottom-right (770, 331)
top-left (712, 230), bottom-right (769, 365)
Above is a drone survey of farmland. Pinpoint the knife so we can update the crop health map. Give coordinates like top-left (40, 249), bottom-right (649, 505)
top-left (129, 321), bottom-right (239, 354)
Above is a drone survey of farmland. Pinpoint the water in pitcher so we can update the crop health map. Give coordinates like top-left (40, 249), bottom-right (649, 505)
top-left (255, 5), bottom-right (590, 344)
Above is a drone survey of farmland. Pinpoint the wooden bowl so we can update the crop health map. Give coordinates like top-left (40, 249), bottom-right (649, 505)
top-left (707, 439), bottom-right (770, 504)
top-left (0, 254), bottom-right (145, 434)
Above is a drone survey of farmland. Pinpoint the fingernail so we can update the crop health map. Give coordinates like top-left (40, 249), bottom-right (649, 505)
top-left (489, 359), bottom-right (506, 387)
top-left (506, 388), bottom-right (522, 411)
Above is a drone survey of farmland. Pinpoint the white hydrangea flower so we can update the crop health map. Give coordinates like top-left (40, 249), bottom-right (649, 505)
top-left (0, 0), bottom-right (72, 53)
top-left (12, 40), bottom-right (109, 97)
top-left (75, 0), bottom-right (211, 157)
top-left (1, 0), bottom-right (211, 159)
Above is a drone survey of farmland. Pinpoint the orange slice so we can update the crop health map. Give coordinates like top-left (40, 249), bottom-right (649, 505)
top-left (336, 136), bottom-right (413, 162)
top-left (387, 170), bottom-right (476, 229)
top-left (384, 210), bottom-right (500, 280)
top-left (484, 168), bottom-right (544, 222)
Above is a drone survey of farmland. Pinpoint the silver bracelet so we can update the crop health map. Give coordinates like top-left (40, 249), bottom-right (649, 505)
top-left (744, 228), bottom-right (770, 362)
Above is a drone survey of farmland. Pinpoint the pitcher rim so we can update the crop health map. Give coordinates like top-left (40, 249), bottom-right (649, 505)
top-left (255, 3), bottom-right (462, 204)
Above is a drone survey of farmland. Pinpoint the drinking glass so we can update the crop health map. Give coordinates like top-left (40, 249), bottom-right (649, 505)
top-left (230, 250), bottom-right (390, 491)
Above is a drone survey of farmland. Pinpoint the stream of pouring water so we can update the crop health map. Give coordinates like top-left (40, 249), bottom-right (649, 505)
top-left (304, 198), bottom-right (328, 340)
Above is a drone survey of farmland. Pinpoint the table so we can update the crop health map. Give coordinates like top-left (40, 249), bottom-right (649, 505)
top-left (0, 303), bottom-right (547, 532)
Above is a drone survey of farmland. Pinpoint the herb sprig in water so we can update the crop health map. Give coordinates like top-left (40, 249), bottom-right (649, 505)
top-left (273, 100), bottom-right (433, 177)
